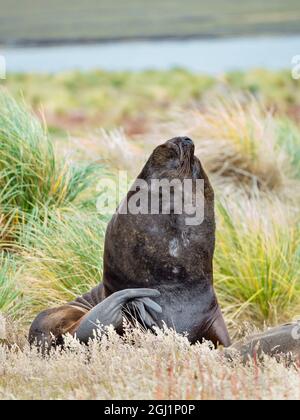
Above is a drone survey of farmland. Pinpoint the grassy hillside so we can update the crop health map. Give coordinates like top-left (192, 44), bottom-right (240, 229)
top-left (0, 0), bottom-right (300, 45)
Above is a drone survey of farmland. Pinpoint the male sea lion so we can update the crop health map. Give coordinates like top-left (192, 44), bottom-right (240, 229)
top-left (29, 136), bottom-right (231, 349)
top-left (101, 136), bottom-right (231, 346)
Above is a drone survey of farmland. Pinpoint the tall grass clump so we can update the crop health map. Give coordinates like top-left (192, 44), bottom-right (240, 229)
top-left (191, 96), bottom-right (293, 193)
top-left (19, 210), bottom-right (106, 320)
top-left (215, 198), bottom-right (300, 327)
top-left (0, 90), bottom-right (98, 243)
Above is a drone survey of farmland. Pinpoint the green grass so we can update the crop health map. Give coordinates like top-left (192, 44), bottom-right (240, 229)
top-left (215, 201), bottom-right (300, 326)
top-left (0, 89), bottom-right (99, 243)
top-left (4, 69), bottom-right (300, 138)
top-left (19, 210), bottom-right (105, 321)
top-left (224, 69), bottom-right (300, 110)
top-left (0, 0), bottom-right (299, 44)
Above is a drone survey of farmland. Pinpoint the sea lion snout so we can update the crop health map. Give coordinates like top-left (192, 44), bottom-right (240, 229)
top-left (166, 137), bottom-right (195, 178)
top-left (167, 136), bottom-right (195, 156)
top-left (180, 136), bottom-right (194, 147)
top-left (141, 137), bottom-right (196, 180)
top-left (175, 136), bottom-right (193, 147)
top-left (168, 136), bottom-right (193, 145)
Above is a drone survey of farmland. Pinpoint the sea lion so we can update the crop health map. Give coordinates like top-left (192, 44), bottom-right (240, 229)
top-left (226, 322), bottom-right (300, 363)
top-left (29, 136), bottom-right (231, 349)
top-left (101, 136), bottom-right (231, 346)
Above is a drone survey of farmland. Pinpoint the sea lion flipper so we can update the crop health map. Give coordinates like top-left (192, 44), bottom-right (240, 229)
top-left (75, 288), bottom-right (161, 343)
top-left (29, 305), bottom-right (88, 352)
top-left (125, 298), bottom-right (162, 330)
top-left (134, 297), bottom-right (163, 314)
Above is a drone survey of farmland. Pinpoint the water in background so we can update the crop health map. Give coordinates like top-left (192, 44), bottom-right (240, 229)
top-left (1, 36), bottom-right (300, 74)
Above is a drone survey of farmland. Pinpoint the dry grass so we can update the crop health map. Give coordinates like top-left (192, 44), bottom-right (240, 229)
top-left (70, 128), bottom-right (145, 175)
top-left (76, 95), bottom-right (300, 199)
top-left (0, 326), bottom-right (299, 400)
top-left (190, 96), bottom-right (295, 195)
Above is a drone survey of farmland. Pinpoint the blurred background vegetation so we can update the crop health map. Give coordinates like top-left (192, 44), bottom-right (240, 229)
top-left (4, 69), bottom-right (300, 137)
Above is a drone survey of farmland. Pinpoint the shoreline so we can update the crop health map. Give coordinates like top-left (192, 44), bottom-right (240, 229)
top-left (1, 32), bottom-right (300, 49)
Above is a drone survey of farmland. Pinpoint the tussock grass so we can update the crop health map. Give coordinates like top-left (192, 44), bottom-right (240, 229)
top-left (0, 90), bottom-right (98, 243)
top-left (5, 69), bottom-right (300, 139)
top-left (18, 210), bottom-right (106, 321)
top-left (71, 128), bottom-right (144, 175)
top-left (215, 198), bottom-right (300, 326)
top-left (225, 69), bottom-right (300, 112)
top-left (192, 96), bottom-right (292, 193)
top-left (5, 70), bottom-right (215, 133)
top-left (0, 327), bottom-right (300, 400)
top-left (2, 91), bottom-right (297, 330)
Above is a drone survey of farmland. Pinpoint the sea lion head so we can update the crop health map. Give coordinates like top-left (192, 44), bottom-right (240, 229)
top-left (139, 136), bottom-right (204, 181)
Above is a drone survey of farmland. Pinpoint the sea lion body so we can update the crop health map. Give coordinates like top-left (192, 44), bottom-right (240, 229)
top-left (102, 136), bottom-right (229, 345)
top-left (29, 136), bottom-right (231, 348)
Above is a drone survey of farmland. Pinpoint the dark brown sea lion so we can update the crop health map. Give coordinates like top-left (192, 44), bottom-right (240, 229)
top-left (29, 136), bottom-right (231, 349)
top-left (227, 322), bottom-right (300, 363)
top-left (101, 136), bottom-right (231, 346)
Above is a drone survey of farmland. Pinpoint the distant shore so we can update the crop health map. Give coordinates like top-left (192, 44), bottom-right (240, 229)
top-left (1, 0), bottom-right (299, 49)
top-left (1, 31), bottom-right (300, 49)
top-left (2, 35), bottom-right (299, 74)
